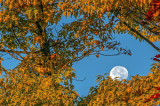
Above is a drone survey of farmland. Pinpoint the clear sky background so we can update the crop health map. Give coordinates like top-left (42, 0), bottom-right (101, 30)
top-left (72, 33), bottom-right (159, 97)
top-left (1, 15), bottom-right (159, 98)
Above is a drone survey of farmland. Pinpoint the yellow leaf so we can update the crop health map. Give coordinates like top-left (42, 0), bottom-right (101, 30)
top-left (9, 4), bottom-right (12, 10)
top-left (151, 27), bottom-right (160, 32)
top-left (63, 11), bottom-right (66, 17)
top-left (50, 1), bottom-right (54, 5)
top-left (126, 87), bottom-right (132, 93)
top-left (67, 12), bottom-right (70, 17)
top-left (75, 33), bottom-right (79, 38)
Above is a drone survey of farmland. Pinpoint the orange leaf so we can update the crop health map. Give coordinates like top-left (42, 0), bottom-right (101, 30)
top-left (153, 11), bottom-right (159, 17)
top-left (96, 54), bottom-right (99, 58)
top-left (105, 24), bottom-right (108, 28)
top-left (75, 33), bottom-right (79, 38)
top-left (101, 46), bottom-right (104, 51)
top-left (95, 31), bottom-right (99, 35)
top-left (27, 82), bottom-right (29, 85)
top-left (50, 53), bottom-right (56, 60)
top-left (85, 36), bottom-right (88, 39)
top-left (123, 84), bottom-right (127, 87)
top-left (126, 87), bottom-right (131, 93)
top-left (50, 1), bottom-right (54, 5)
top-left (95, 40), bottom-right (100, 45)
top-left (34, 36), bottom-right (41, 42)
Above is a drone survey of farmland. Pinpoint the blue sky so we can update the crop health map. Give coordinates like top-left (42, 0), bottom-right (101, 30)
top-left (1, 16), bottom-right (159, 98)
top-left (72, 33), bottom-right (159, 97)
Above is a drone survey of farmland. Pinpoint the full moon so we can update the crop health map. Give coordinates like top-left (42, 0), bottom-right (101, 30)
top-left (110, 66), bottom-right (128, 81)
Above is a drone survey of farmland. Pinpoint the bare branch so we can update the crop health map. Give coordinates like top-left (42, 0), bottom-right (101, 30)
top-left (73, 77), bottom-right (86, 81)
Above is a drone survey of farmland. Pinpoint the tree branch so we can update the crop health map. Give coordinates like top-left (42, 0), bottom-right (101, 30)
top-left (122, 21), bottom-right (160, 52)
top-left (0, 49), bottom-right (37, 54)
top-left (112, 1), bottom-right (160, 52)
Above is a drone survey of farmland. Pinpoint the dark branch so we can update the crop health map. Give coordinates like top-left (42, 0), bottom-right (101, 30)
top-left (112, 1), bottom-right (160, 52)
top-left (122, 21), bottom-right (160, 52)
top-left (0, 49), bottom-right (40, 54)
top-left (73, 77), bottom-right (86, 81)
top-left (112, 11), bottom-right (160, 52)
top-left (0, 49), bottom-right (27, 53)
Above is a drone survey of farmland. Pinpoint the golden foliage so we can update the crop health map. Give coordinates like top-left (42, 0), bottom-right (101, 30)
top-left (0, 65), bottom-right (78, 105)
top-left (78, 63), bottom-right (160, 105)
top-left (0, 0), bottom-right (160, 105)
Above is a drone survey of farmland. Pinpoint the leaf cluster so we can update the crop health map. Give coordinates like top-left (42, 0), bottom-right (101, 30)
top-left (78, 63), bottom-right (160, 106)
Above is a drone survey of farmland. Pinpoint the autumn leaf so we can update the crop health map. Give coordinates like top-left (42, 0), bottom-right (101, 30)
top-left (146, 98), bottom-right (151, 102)
top-left (155, 93), bottom-right (160, 98)
top-left (101, 46), bottom-right (104, 51)
top-left (34, 36), bottom-right (41, 42)
top-left (85, 35), bottom-right (88, 39)
top-left (96, 54), bottom-right (99, 58)
top-left (105, 24), bottom-right (108, 28)
top-left (128, 52), bottom-right (131, 56)
top-left (95, 31), bottom-right (99, 35)
top-left (1, 0), bottom-right (160, 105)
top-left (126, 87), bottom-right (132, 93)
top-left (155, 87), bottom-right (160, 90)
top-left (153, 58), bottom-right (160, 62)
top-left (122, 84), bottom-right (127, 87)
top-left (150, 95), bottom-right (155, 99)
top-left (155, 54), bottom-right (160, 58)
top-left (50, 53), bottom-right (57, 60)
top-left (75, 33), bottom-right (79, 38)
top-left (151, 27), bottom-right (160, 32)
top-left (153, 11), bottom-right (159, 17)
top-left (95, 40), bottom-right (100, 45)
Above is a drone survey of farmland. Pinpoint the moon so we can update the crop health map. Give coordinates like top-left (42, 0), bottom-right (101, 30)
top-left (110, 66), bottom-right (128, 81)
